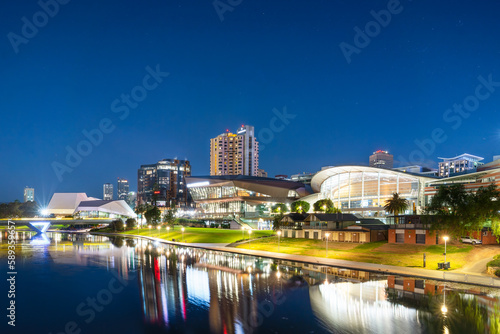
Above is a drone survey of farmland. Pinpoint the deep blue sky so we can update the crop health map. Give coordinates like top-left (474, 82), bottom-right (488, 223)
top-left (1, 0), bottom-right (500, 204)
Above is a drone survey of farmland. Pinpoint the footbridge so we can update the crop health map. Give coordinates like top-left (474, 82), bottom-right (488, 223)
top-left (0, 218), bottom-right (114, 233)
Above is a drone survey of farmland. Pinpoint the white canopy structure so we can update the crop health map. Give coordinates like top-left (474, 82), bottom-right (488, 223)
top-left (74, 200), bottom-right (136, 219)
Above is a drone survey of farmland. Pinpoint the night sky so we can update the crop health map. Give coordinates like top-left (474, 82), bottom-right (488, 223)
top-left (1, 0), bottom-right (500, 204)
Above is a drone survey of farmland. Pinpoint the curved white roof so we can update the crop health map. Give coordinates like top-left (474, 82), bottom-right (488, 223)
top-left (311, 166), bottom-right (435, 193)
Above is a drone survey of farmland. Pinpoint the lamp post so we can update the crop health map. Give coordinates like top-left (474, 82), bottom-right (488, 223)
top-left (148, 225), bottom-right (152, 237)
top-left (325, 232), bottom-right (330, 257)
top-left (443, 236), bottom-right (449, 269)
top-left (166, 226), bottom-right (170, 239)
top-left (157, 226), bottom-right (161, 238)
top-left (248, 230), bottom-right (252, 247)
top-left (277, 230), bottom-right (281, 251)
top-left (182, 227), bottom-right (185, 243)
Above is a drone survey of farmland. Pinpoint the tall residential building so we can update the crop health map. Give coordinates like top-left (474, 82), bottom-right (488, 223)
top-left (137, 159), bottom-right (192, 207)
top-left (117, 178), bottom-right (130, 200)
top-left (103, 183), bottom-right (113, 200)
top-left (369, 150), bottom-right (393, 169)
top-left (438, 153), bottom-right (484, 177)
top-left (24, 187), bottom-right (34, 202)
top-left (210, 125), bottom-right (259, 176)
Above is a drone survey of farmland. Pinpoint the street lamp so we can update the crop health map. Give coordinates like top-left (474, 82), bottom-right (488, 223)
top-left (325, 233), bottom-right (330, 257)
top-left (443, 236), bottom-right (449, 269)
top-left (157, 226), bottom-right (161, 238)
top-left (148, 225), bottom-right (152, 237)
top-left (277, 230), bottom-right (281, 251)
top-left (167, 226), bottom-right (170, 239)
top-left (181, 227), bottom-right (185, 243)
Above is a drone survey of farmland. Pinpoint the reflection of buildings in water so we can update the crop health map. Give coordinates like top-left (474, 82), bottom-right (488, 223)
top-left (310, 280), bottom-right (420, 333)
top-left (279, 260), bottom-right (377, 286)
top-left (136, 246), bottom-right (283, 333)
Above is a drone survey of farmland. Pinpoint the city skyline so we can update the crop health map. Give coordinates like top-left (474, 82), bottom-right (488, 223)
top-left (2, 0), bottom-right (500, 204)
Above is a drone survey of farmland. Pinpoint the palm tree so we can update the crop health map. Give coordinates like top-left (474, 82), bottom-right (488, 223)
top-left (384, 193), bottom-right (409, 224)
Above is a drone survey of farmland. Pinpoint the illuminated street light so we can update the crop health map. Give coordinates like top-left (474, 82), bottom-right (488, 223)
top-left (157, 226), bottom-right (161, 238)
top-left (277, 230), bottom-right (281, 251)
top-left (325, 233), bottom-right (330, 257)
top-left (148, 225), bottom-right (152, 237)
top-left (443, 236), bottom-right (449, 269)
top-left (167, 226), bottom-right (170, 239)
top-left (182, 227), bottom-right (185, 243)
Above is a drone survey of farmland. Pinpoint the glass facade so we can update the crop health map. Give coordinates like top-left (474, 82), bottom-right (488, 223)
top-left (319, 170), bottom-right (423, 217)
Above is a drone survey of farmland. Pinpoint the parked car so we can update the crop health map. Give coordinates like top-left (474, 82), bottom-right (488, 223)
top-left (460, 236), bottom-right (482, 245)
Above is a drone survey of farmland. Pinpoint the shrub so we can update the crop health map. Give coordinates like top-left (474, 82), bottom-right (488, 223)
top-left (126, 218), bottom-right (137, 229)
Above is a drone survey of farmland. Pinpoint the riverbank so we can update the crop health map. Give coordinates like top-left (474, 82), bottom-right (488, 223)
top-left (91, 231), bottom-right (500, 288)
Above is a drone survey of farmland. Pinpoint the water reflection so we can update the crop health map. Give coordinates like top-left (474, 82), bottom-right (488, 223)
top-left (1, 232), bottom-right (499, 334)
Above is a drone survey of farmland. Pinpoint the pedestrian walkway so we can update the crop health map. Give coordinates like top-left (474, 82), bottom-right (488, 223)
top-left (92, 232), bottom-right (500, 288)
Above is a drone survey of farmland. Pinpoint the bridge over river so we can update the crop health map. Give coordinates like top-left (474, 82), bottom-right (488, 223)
top-left (0, 218), bottom-right (113, 233)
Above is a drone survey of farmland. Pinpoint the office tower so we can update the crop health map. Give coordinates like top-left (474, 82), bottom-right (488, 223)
top-left (210, 125), bottom-right (259, 176)
top-left (438, 153), bottom-right (484, 177)
top-left (24, 187), bottom-right (34, 202)
top-left (137, 159), bottom-right (191, 207)
top-left (369, 150), bottom-right (394, 169)
top-left (103, 183), bottom-right (113, 200)
top-left (117, 178), bottom-right (130, 200)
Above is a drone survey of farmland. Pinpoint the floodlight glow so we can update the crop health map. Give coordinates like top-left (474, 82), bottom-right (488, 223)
top-left (40, 208), bottom-right (49, 216)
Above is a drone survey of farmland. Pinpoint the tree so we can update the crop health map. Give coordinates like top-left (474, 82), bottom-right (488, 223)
top-left (272, 212), bottom-right (284, 231)
top-left (313, 199), bottom-right (339, 213)
top-left (291, 201), bottom-right (310, 214)
top-left (163, 207), bottom-right (177, 229)
top-left (426, 184), bottom-right (500, 238)
top-left (144, 206), bottom-right (161, 226)
top-left (126, 218), bottom-right (137, 229)
top-left (110, 219), bottom-right (124, 231)
top-left (135, 204), bottom-right (147, 226)
top-left (272, 203), bottom-right (288, 213)
top-left (384, 193), bottom-right (409, 222)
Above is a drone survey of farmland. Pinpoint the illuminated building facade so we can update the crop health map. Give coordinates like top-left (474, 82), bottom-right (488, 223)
top-left (210, 125), bottom-right (259, 176)
top-left (369, 150), bottom-right (393, 169)
top-left (137, 159), bottom-right (192, 207)
top-left (305, 166), bottom-right (435, 219)
top-left (437, 153), bottom-right (484, 177)
top-left (24, 186), bottom-right (34, 202)
top-left (103, 183), bottom-right (113, 200)
top-left (117, 178), bottom-right (130, 200)
top-left (187, 175), bottom-right (309, 219)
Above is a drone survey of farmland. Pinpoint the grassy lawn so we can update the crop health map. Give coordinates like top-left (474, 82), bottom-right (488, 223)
top-left (236, 237), bottom-right (475, 270)
top-left (114, 226), bottom-right (274, 244)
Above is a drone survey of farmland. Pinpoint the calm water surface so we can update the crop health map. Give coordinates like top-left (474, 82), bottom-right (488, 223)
top-left (1, 231), bottom-right (499, 333)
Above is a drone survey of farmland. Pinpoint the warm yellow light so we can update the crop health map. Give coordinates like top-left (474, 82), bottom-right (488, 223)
top-left (443, 236), bottom-right (449, 241)
top-left (148, 225), bottom-right (152, 229)
top-left (277, 231), bottom-right (281, 236)
top-left (326, 233), bottom-right (330, 237)
top-left (441, 305), bottom-right (448, 314)
top-left (167, 226), bottom-right (170, 231)
top-left (248, 230), bottom-right (252, 234)
top-left (181, 227), bottom-right (185, 232)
